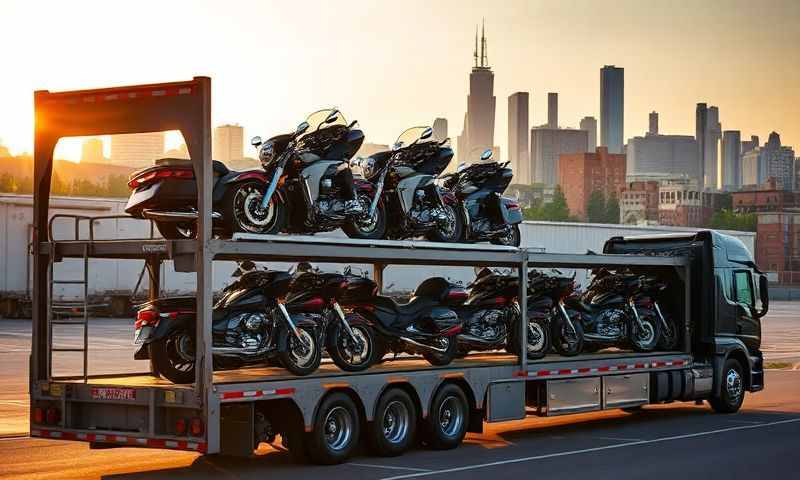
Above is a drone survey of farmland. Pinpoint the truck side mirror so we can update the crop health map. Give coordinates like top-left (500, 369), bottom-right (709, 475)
top-left (756, 274), bottom-right (769, 318)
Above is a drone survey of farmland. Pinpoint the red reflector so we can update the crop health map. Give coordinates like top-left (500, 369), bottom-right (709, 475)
top-left (46, 407), bottom-right (60, 425)
top-left (175, 418), bottom-right (187, 435)
top-left (33, 407), bottom-right (44, 424)
top-left (137, 309), bottom-right (157, 325)
top-left (190, 417), bottom-right (204, 436)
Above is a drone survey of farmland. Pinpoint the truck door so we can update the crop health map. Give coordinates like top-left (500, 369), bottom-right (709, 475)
top-left (732, 270), bottom-right (761, 352)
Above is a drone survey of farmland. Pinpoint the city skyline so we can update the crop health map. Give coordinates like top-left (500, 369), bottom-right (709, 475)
top-left (0, 0), bottom-right (798, 164)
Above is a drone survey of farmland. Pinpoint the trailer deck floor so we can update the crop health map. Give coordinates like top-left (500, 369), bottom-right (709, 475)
top-left (54, 350), bottom-right (686, 387)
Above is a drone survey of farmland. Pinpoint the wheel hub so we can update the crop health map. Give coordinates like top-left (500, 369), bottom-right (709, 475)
top-left (726, 368), bottom-right (743, 401)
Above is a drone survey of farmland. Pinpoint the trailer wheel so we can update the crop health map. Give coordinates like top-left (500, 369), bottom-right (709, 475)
top-left (709, 358), bottom-right (745, 414)
top-left (307, 393), bottom-right (361, 464)
top-left (423, 384), bottom-right (468, 450)
top-left (368, 388), bottom-right (417, 457)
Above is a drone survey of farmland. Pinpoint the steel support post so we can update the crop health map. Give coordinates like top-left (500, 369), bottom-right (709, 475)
top-left (683, 264), bottom-right (692, 353)
top-left (146, 258), bottom-right (161, 302)
top-left (519, 252), bottom-right (528, 372)
top-left (374, 262), bottom-right (386, 294)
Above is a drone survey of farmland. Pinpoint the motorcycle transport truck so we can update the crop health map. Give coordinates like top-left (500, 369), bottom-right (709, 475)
top-left (29, 78), bottom-right (768, 465)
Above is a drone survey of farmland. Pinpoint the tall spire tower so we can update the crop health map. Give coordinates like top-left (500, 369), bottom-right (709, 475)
top-left (457, 21), bottom-right (496, 164)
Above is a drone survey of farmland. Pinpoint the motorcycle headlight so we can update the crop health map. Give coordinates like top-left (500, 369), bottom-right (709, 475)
top-left (259, 141), bottom-right (275, 168)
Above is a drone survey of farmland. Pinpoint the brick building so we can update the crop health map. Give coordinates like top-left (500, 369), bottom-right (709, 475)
top-left (732, 178), bottom-right (800, 213)
top-left (657, 178), bottom-right (718, 227)
top-left (756, 211), bottom-right (800, 283)
top-left (559, 146), bottom-right (626, 220)
top-left (619, 181), bottom-right (659, 225)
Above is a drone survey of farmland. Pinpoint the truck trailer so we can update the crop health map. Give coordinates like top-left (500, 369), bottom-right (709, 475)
top-left (28, 78), bottom-right (768, 465)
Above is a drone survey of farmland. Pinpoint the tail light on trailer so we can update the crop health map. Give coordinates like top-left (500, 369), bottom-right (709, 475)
top-left (190, 417), bottom-right (204, 436)
top-left (46, 407), bottom-right (60, 425)
top-left (33, 407), bottom-right (44, 424)
top-left (135, 309), bottom-right (158, 329)
top-left (128, 168), bottom-right (194, 189)
top-left (175, 418), bottom-right (187, 436)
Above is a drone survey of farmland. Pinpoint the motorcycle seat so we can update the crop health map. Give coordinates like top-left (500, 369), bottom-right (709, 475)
top-left (372, 295), bottom-right (438, 328)
top-left (213, 160), bottom-right (230, 176)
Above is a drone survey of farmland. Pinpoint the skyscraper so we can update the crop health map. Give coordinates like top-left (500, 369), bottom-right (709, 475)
top-left (649, 111), bottom-right (659, 135)
top-left (110, 132), bottom-right (165, 168)
top-left (81, 138), bottom-right (105, 164)
top-left (721, 130), bottom-right (741, 191)
top-left (547, 93), bottom-right (558, 129)
top-left (741, 132), bottom-right (796, 190)
top-left (530, 127), bottom-right (588, 186)
top-left (432, 118), bottom-right (448, 142)
top-left (741, 135), bottom-right (759, 155)
top-left (213, 124), bottom-right (244, 164)
top-left (580, 116), bottom-right (597, 151)
top-left (695, 103), bottom-right (722, 190)
top-left (600, 65), bottom-right (624, 154)
top-left (457, 21), bottom-right (496, 164)
top-left (507, 92), bottom-right (530, 184)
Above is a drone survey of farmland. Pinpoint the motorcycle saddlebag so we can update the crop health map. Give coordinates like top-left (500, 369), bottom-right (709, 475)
top-left (499, 196), bottom-right (523, 224)
top-left (428, 307), bottom-right (460, 332)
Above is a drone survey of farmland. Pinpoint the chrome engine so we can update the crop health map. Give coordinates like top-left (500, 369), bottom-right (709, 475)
top-left (595, 309), bottom-right (626, 339)
top-left (465, 309), bottom-right (507, 342)
top-left (223, 312), bottom-right (270, 351)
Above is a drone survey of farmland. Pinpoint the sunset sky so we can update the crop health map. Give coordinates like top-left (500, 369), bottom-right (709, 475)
top-left (0, 0), bottom-right (798, 161)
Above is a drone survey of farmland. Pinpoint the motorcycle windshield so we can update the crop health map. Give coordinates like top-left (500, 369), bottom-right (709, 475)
top-left (299, 109), bottom-right (348, 139)
top-left (394, 126), bottom-right (436, 150)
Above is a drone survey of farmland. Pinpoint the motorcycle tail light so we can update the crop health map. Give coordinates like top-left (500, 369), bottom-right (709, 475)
top-left (507, 201), bottom-right (520, 210)
top-left (46, 407), bottom-right (60, 425)
top-left (175, 418), bottom-right (187, 436)
top-left (135, 309), bottom-right (158, 329)
top-left (128, 168), bottom-right (194, 188)
top-left (33, 407), bottom-right (44, 424)
top-left (190, 417), bottom-right (204, 436)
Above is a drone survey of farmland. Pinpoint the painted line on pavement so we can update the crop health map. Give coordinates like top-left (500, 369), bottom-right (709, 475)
top-left (589, 436), bottom-right (645, 442)
top-left (352, 463), bottom-right (432, 472)
top-left (380, 417), bottom-right (800, 480)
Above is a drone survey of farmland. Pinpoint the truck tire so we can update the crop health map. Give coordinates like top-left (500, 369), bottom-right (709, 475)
top-left (307, 393), bottom-right (361, 464)
top-left (422, 384), bottom-right (468, 450)
top-left (709, 358), bottom-right (745, 414)
top-left (281, 425), bottom-right (310, 463)
top-left (367, 388), bottom-right (417, 456)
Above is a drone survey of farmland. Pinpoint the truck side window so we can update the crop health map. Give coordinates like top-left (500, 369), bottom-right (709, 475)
top-left (733, 270), bottom-right (754, 306)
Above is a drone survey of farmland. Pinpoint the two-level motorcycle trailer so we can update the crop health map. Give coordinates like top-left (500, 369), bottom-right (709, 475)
top-left (29, 78), bottom-right (766, 462)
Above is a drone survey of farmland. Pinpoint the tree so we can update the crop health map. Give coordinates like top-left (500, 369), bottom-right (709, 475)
top-left (106, 174), bottom-right (129, 197)
top-left (604, 192), bottom-right (620, 224)
top-left (586, 190), bottom-right (606, 223)
top-left (709, 209), bottom-right (757, 232)
top-left (522, 185), bottom-right (573, 222)
top-left (0, 173), bottom-right (15, 192)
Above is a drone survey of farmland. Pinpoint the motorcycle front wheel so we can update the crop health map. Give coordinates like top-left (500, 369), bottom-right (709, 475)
top-left (657, 312), bottom-right (679, 350)
top-left (327, 323), bottom-right (377, 372)
top-left (507, 318), bottom-right (551, 360)
top-left (223, 180), bottom-right (286, 237)
top-left (551, 312), bottom-right (584, 357)
top-left (490, 224), bottom-right (521, 247)
top-left (425, 203), bottom-right (464, 243)
top-left (278, 325), bottom-right (322, 376)
top-left (630, 310), bottom-right (661, 352)
top-left (342, 193), bottom-right (387, 240)
top-left (421, 335), bottom-right (459, 366)
top-left (149, 330), bottom-right (196, 384)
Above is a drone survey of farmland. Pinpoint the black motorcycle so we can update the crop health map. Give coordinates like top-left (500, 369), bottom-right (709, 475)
top-left (125, 157), bottom-right (274, 239)
top-left (454, 268), bottom-right (550, 359)
top-left (251, 109), bottom-right (386, 238)
top-left (351, 126), bottom-right (463, 242)
top-left (566, 270), bottom-right (661, 352)
top-left (526, 270), bottom-right (584, 357)
top-left (133, 262), bottom-right (323, 383)
top-left (339, 275), bottom-right (464, 366)
top-left (440, 149), bottom-right (523, 246)
top-left (635, 275), bottom-right (678, 350)
top-left (287, 265), bottom-right (379, 372)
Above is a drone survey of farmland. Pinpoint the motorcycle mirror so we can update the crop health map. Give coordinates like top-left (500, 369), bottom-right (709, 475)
top-left (239, 260), bottom-right (256, 271)
top-left (756, 273), bottom-right (769, 318)
top-left (439, 137), bottom-right (450, 146)
top-left (480, 148), bottom-right (493, 161)
top-left (324, 109), bottom-right (340, 124)
top-left (347, 120), bottom-right (358, 129)
top-left (457, 162), bottom-right (468, 173)
top-left (295, 121), bottom-right (310, 135)
top-left (420, 127), bottom-right (434, 140)
top-left (232, 268), bottom-right (243, 277)
top-left (392, 141), bottom-right (403, 151)
top-left (250, 136), bottom-right (263, 147)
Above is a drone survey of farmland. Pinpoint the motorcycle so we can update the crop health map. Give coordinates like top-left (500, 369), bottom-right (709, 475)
top-left (454, 267), bottom-right (550, 359)
top-left (440, 149), bottom-right (523, 246)
top-left (251, 108), bottom-right (386, 238)
top-left (634, 275), bottom-right (678, 350)
top-left (565, 269), bottom-right (661, 353)
top-left (286, 264), bottom-right (378, 372)
top-left (526, 270), bottom-right (584, 357)
top-left (133, 261), bottom-right (323, 383)
top-left (351, 126), bottom-right (463, 242)
top-left (338, 274), bottom-right (465, 366)
top-left (125, 157), bottom-right (274, 240)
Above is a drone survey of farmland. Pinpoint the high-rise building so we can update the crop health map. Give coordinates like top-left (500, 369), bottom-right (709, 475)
top-left (600, 65), bottom-right (624, 154)
top-left (456, 22), bottom-right (496, 165)
top-left (626, 113), bottom-right (699, 180)
top-left (432, 118), bottom-right (448, 142)
top-left (741, 135), bottom-right (759, 155)
top-left (559, 146), bottom-right (626, 220)
top-left (508, 92), bottom-right (530, 184)
top-left (695, 103), bottom-right (722, 190)
top-left (81, 138), bottom-right (105, 164)
top-left (547, 93), bottom-right (558, 129)
top-left (741, 132), bottom-right (796, 190)
top-left (530, 127), bottom-right (588, 186)
top-left (721, 130), bottom-right (742, 191)
top-left (110, 132), bottom-right (165, 168)
top-left (213, 124), bottom-right (244, 164)
top-left (580, 116), bottom-right (597, 151)
top-left (649, 111), bottom-right (659, 135)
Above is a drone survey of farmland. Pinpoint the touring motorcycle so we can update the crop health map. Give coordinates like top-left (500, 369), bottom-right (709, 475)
top-left (251, 108), bottom-right (386, 238)
top-left (338, 274), bottom-right (465, 366)
top-left (566, 269), bottom-right (662, 352)
top-left (440, 149), bottom-right (523, 246)
top-left (454, 267), bottom-right (550, 359)
top-left (125, 157), bottom-right (273, 239)
top-left (351, 126), bottom-right (463, 242)
top-left (133, 262), bottom-right (323, 383)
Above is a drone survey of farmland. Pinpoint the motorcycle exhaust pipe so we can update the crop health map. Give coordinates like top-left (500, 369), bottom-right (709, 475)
top-left (142, 209), bottom-right (221, 221)
top-left (213, 345), bottom-right (272, 357)
top-left (457, 333), bottom-right (502, 346)
top-left (399, 336), bottom-right (450, 353)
